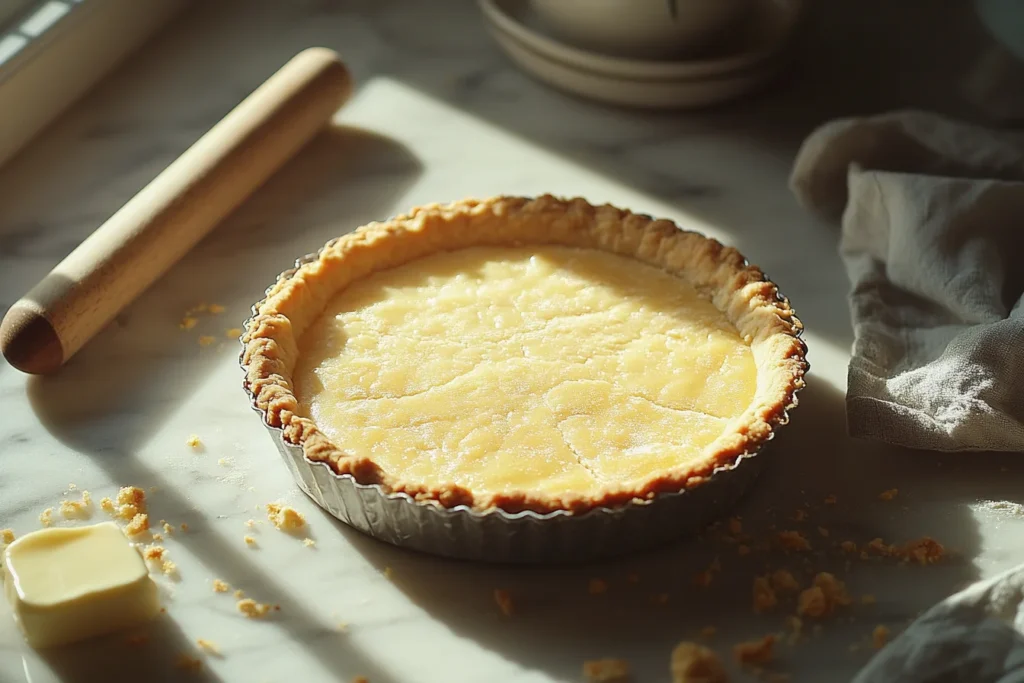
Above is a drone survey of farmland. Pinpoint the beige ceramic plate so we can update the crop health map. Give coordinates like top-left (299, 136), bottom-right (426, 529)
top-left (478, 0), bottom-right (806, 109)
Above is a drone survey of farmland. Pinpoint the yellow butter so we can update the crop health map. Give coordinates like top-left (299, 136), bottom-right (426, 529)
top-left (3, 522), bottom-right (161, 648)
top-left (295, 245), bottom-right (757, 496)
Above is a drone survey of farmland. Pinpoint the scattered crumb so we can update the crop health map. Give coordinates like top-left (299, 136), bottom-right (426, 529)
top-left (266, 502), bottom-right (306, 532)
top-left (67, 483), bottom-right (77, 491)
top-left (218, 458), bottom-right (230, 467)
top-left (817, 526), bottom-right (830, 538)
top-left (626, 573), bottom-right (640, 584)
top-left (180, 523), bottom-right (189, 532)
top-left (815, 572), bottom-right (852, 609)
top-left (245, 519), bottom-right (256, 529)
top-left (124, 513), bottom-right (149, 537)
top-left (861, 594), bottom-right (877, 605)
top-left (186, 303), bottom-right (208, 315)
top-left (208, 304), bottom-right (225, 315)
top-left (582, 658), bottom-right (630, 682)
top-left (738, 544), bottom-right (751, 556)
top-left (161, 560), bottom-right (178, 577)
top-left (589, 578), bottom-right (609, 595)
top-left (694, 571), bottom-right (714, 588)
top-left (116, 486), bottom-right (147, 520)
top-left (100, 497), bottom-right (115, 513)
top-left (237, 598), bottom-right (271, 618)
top-left (770, 569), bottom-right (800, 594)
top-left (163, 522), bottom-right (174, 535)
top-left (671, 642), bottom-right (727, 683)
top-left (59, 493), bottom-right (93, 520)
top-left (124, 634), bottom-right (149, 647)
top-left (798, 574), bottom-right (851, 617)
top-left (879, 489), bottom-right (899, 502)
top-left (233, 589), bottom-right (245, 599)
top-left (39, 508), bottom-right (53, 527)
top-left (699, 627), bottom-right (717, 640)
top-left (185, 434), bottom-right (202, 449)
top-left (728, 517), bottom-right (743, 535)
top-left (179, 317), bottom-right (199, 330)
top-left (303, 538), bottom-right (316, 548)
top-left (175, 654), bottom-right (203, 672)
top-left (902, 537), bottom-right (945, 565)
top-left (383, 566), bottom-right (393, 579)
top-left (733, 635), bottom-right (776, 666)
top-left (872, 625), bottom-right (890, 649)
top-left (866, 537), bottom-right (894, 556)
top-left (752, 577), bottom-right (778, 613)
top-left (797, 586), bottom-right (828, 618)
top-left (1, 528), bottom-right (14, 544)
top-left (151, 533), bottom-right (163, 542)
top-left (824, 494), bottom-right (838, 504)
top-left (225, 327), bottom-right (242, 338)
top-left (198, 335), bottom-right (216, 347)
top-left (143, 546), bottom-right (166, 562)
top-left (196, 639), bottom-right (220, 656)
top-left (494, 589), bottom-right (514, 616)
top-left (840, 541), bottom-right (858, 554)
top-left (244, 535), bottom-right (257, 547)
top-left (212, 579), bottom-right (230, 593)
top-left (778, 530), bottom-right (811, 552)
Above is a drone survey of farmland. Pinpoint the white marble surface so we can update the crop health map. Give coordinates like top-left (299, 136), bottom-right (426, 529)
top-left (2, 1), bottom-right (1024, 682)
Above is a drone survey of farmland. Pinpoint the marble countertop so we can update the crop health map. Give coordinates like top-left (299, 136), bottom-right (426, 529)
top-left (2, 1), bottom-right (1023, 682)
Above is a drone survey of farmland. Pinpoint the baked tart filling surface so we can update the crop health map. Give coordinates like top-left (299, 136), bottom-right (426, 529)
top-left (243, 196), bottom-right (806, 514)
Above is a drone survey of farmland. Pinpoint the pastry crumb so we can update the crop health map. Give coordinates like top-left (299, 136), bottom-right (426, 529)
top-left (212, 579), bottom-right (230, 593)
top-left (797, 586), bottom-right (828, 618)
top-left (243, 535), bottom-right (257, 547)
top-left (237, 598), bottom-right (271, 618)
top-left (151, 532), bottom-right (163, 542)
top-left (752, 576), bottom-right (777, 613)
top-left (266, 501), bottom-right (306, 532)
top-left (100, 497), bottom-right (115, 513)
top-left (245, 519), bottom-right (256, 529)
top-left (840, 541), bottom-right (858, 554)
top-left (2, 528), bottom-right (15, 544)
top-left (59, 495), bottom-right (93, 520)
top-left (161, 560), bottom-right (178, 577)
top-left (383, 566), bottom-right (393, 579)
top-left (878, 488), bottom-right (898, 502)
top-left (198, 335), bottom-right (216, 347)
top-left (303, 538), bottom-right (316, 548)
top-left (872, 625), bottom-right (890, 649)
top-left (778, 530), bottom-right (811, 552)
top-left (815, 572), bottom-right (852, 608)
top-left (583, 658), bottom-right (630, 682)
top-left (233, 589), bottom-right (245, 599)
top-left (494, 589), bottom-right (514, 616)
top-left (185, 434), bottom-right (202, 449)
top-left (175, 653), bottom-right (203, 672)
top-left (817, 526), bottom-right (830, 538)
top-left (208, 304), bottom-right (225, 315)
top-left (162, 521), bottom-right (174, 535)
top-left (115, 486), bottom-right (146, 520)
top-left (902, 537), bottom-right (944, 564)
top-left (124, 513), bottom-right (149, 536)
top-left (143, 545), bottom-right (166, 562)
top-left (670, 642), bottom-right (726, 683)
top-left (588, 578), bottom-right (609, 595)
top-left (733, 635), bottom-right (775, 665)
top-left (39, 508), bottom-right (53, 527)
top-left (180, 523), bottom-right (189, 532)
top-left (225, 327), bottom-right (242, 338)
top-left (770, 569), bottom-right (800, 594)
top-left (196, 638), bottom-right (220, 656)
top-left (179, 317), bottom-right (198, 330)
top-left (217, 458), bottom-right (230, 466)
top-left (866, 537), bottom-right (895, 557)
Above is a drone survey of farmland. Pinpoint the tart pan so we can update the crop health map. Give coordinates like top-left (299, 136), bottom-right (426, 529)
top-left (240, 242), bottom-right (805, 565)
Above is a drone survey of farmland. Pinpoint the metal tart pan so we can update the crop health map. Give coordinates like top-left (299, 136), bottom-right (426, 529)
top-left (241, 245), bottom-right (803, 564)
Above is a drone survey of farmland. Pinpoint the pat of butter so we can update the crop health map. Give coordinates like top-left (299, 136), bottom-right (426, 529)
top-left (3, 522), bottom-right (161, 648)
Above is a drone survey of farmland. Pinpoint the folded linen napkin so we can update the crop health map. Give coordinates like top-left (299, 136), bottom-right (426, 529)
top-left (790, 110), bottom-right (1024, 451)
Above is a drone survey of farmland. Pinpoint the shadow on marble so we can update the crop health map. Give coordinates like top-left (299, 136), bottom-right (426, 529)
top-left (20, 614), bottom-right (222, 683)
top-left (332, 379), bottom-right (1024, 681)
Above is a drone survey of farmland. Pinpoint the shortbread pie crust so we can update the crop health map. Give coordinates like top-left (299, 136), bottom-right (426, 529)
top-left (242, 196), bottom-right (806, 514)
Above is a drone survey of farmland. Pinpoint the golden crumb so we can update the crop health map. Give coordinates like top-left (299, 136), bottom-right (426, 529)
top-left (207, 304), bottom-right (225, 315)
top-left (824, 494), bottom-right (838, 504)
top-left (266, 502), bottom-right (306, 532)
top-left (175, 654), bottom-right (203, 672)
top-left (902, 537), bottom-right (945, 564)
top-left (212, 579), bottom-right (230, 593)
top-left (218, 458), bottom-right (229, 466)
top-left (589, 578), bottom-right (609, 595)
top-left (100, 497), bottom-right (115, 513)
top-left (1, 528), bottom-right (14, 544)
top-left (694, 571), bottom-right (714, 588)
top-left (737, 544), bottom-right (751, 556)
top-left (237, 598), bottom-right (271, 618)
top-left (817, 526), bottom-right (830, 538)
top-left (494, 589), bottom-right (514, 616)
top-left (124, 634), bottom-right (149, 647)
top-left (814, 572), bottom-right (852, 609)
top-left (879, 489), bottom-right (898, 502)
top-left (582, 658), bottom-right (630, 682)
top-left (797, 586), bottom-right (828, 618)
top-left (196, 639), bottom-right (220, 655)
top-left (59, 497), bottom-right (92, 520)
top-left (39, 508), bottom-right (53, 527)
top-left (82, 490), bottom-right (92, 506)
top-left (866, 537), bottom-right (896, 557)
top-left (872, 625), bottom-right (890, 649)
top-left (733, 635), bottom-right (776, 666)
top-left (778, 530), bottom-right (811, 552)
top-left (728, 517), bottom-right (743, 535)
top-left (671, 642), bottom-right (727, 683)
top-left (699, 627), bottom-right (717, 639)
top-left (198, 335), bottom-right (216, 347)
top-left (179, 317), bottom-right (199, 330)
top-left (67, 483), bottom-right (77, 491)
top-left (244, 535), bottom-right (257, 547)
top-left (151, 533), bottom-right (163, 542)
top-left (626, 573), bottom-right (640, 583)
top-left (143, 545), bottom-right (165, 562)
top-left (162, 522), bottom-right (174, 535)
top-left (383, 566), bottom-right (393, 579)
top-left (124, 513), bottom-right (149, 536)
top-left (161, 560), bottom-right (178, 576)
top-left (303, 538), bottom-right (316, 548)
top-left (770, 569), bottom-right (800, 594)
top-left (187, 303), bottom-right (209, 315)
top-left (186, 434), bottom-right (202, 449)
top-left (840, 541), bottom-right (858, 554)
top-left (233, 589), bottom-right (245, 599)
top-left (752, 577), bottom-right (778, 613)
top-left (115, 487), bottom-right (146, 520)
top-left (793, 509), bottom-right (808, 522)
top-left (861, 594), bottom-right (877, 605)
top-left (225, 327), bottom-right (242, 338)
top-left (180, 523), bottom-right (189, 532)
top-left (245, 519), bottom-right (256, 529)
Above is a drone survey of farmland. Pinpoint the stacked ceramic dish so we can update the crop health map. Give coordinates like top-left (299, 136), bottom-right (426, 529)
top-left (478, 0), bottom-right (807, 109)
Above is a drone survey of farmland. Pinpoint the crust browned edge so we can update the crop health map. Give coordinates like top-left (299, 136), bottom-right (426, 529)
top-left (241, 195), bottom-right (808, 515)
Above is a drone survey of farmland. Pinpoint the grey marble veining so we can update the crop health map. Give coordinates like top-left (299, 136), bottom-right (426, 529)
top-left (1, 1), bottom-right (1023, 682)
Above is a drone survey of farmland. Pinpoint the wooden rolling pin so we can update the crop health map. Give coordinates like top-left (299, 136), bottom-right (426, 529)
top-left (0, 47), bottom-right (353, 375)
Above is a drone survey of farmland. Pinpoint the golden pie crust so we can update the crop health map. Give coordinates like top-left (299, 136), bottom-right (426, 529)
top-left (242, 196), bottom-right (806, 514)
